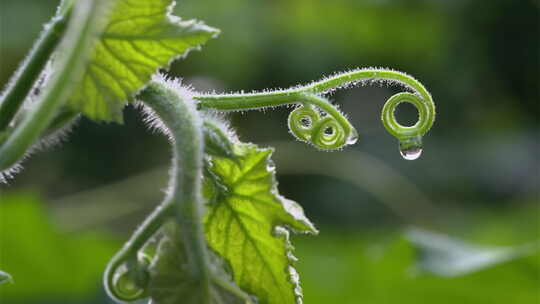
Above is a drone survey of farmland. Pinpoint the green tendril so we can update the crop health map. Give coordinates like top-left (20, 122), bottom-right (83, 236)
top-left (288, 103), bottom-right (320, 142)
top-left (107, 254), bottom-right (151, 302)
top-left (381, 92), bottom-right (432, 141)
top-left (287, 94), bottom-right (357, 150)
top-left (195, 68), bottom-right (435, 154)
top-left (104, 196), bottom-right (172, 302)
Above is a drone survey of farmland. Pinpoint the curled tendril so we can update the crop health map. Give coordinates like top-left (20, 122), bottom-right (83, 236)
top-left (313, 116), bottom-right (347, 148)
top-left (381, 92), bottom-right (433, 141)
top-left (288, 104), bottom-right (319, 142)
top-left (195, 67), bottom-right (436, 157)
top-left (288, 102), bottom-right (357, 150)
top-left (103, 192), bottom-right (171, 303)
top-left (381, 91), bottom-right (434, 159)
top-left (107, 255), bottom-right (150, 302)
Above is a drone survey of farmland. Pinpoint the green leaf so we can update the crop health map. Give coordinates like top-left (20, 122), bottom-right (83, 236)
top-left (0, 193), bottom-right (119, 301)
top-left (204, 143), bottom-right (318, 304)
top-left (68, 0), bottom-right (219, 121)
top-left (149, 222), bottom-right (252, 304)
top-left (294, 202), bottom-right (540, 304)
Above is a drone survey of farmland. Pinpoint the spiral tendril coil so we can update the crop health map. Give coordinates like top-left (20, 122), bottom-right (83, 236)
top-left (288, 103), bottom-right (358, 150)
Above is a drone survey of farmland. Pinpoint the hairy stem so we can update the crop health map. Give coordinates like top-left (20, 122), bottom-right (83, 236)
top-left (0, 0), bottom-right (112, 171)
top-left (141, 80), bottom-right (212, 301)
top-left (104, 107), bottom-right (252, 303)
top-left (195, 68), bottom-right (431, 112)
top-left (194, 68), bottom-right (436, 151)
top-left (103, 80), bottom-right (215, 303)
top-left (0, 8), bottom-right (71, 131)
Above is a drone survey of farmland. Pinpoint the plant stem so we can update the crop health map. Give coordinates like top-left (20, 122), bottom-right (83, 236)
top-left (211, 274), bottom-right (254, 303)
top-left (139, 80), bottom-right (212, 301)
top-left (0, 0), bottom-right (111, 171)
top-left (0, 9), bottom-right (71, 131)
top-left (194, 68), bottom-right (436, 145)
top-left (195, 68), bottom-right (431, 111)
top-left (102, 111), bottom-right (252, 302)
top-left (104, 195), bottom-right (175, 301)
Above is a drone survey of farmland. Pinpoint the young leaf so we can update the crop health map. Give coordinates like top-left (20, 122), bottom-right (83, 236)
top-left (149, 222), bottom-right (253, 304)
top-left (68, 0), bottom-right (219, 121)
top-left (204, 143), bottom-right (318, 304)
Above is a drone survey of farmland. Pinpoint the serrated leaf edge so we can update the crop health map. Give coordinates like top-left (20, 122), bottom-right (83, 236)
top-left (77, 0), bottom-right (220, 122)
top-left (116, 0), bottom-right (220, 119)
top-left (206, 143), bottom-right (317, 304)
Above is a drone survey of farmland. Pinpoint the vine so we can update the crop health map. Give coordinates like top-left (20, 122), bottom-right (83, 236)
top-left (105, 78), bottom-right (255, 303)
top-left (195, 68), bottom-right (435, 157)
top-left (0, 0), bottom-right (113, 173)
top-left (0, 0), bottom-right (436, 303)
top-left (0, 5), bottom-right (70, 130)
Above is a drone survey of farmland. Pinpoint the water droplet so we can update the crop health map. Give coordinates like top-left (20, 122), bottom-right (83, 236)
top-left (346, 128), bottom-right (359, 145)
top-left (267, 162), bottom-right (276, 172)
top-left (400, 146), bottom-right (422, 160)
top-left (399, 136), bottom-right (423, 160)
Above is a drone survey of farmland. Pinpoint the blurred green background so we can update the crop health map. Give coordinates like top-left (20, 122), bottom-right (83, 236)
top-left (1, 0), bottom-right (539, 303)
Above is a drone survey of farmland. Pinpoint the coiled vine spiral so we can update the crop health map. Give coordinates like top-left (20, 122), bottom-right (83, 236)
top-left (195, 68), bottom-right (436, 156)
top-left (287, 95), bottom-right (357, 150)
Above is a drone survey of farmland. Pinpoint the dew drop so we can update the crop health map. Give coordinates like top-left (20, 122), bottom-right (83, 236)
top-left (267, 162), bottom-right (276, 172)
top-left (400, 146), bottom-right (423, 160)
top-left (346, 128), bottom-right (359, 145)
top-left (399, 136), bottom-right (423, 160)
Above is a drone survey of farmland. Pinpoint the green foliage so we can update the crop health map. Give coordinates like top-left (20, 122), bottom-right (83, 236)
top-left (149, 222), bottom-right (249, 304)
top-left (69, 0), bottom-right (218, 121)
top-left (204, 142), bottom-right (318, 304)
top-left (0, 0), bottom-right (446, 303)
top-left (294, 203), bottom-right (540, 304)
top-left (0, 194), bottom-right (118, 301)
top-left (2, 193), bottom-right (538, 304)
top-left (297, 228), bottom-right (540, 304)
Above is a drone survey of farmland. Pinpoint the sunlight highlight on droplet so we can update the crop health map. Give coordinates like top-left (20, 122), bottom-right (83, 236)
top-left (399, 136), bottom-right (423, 160)
top-left (400, 146), bottom-right (423, 160)
top-left (346, 128), bottom-right (359, 145)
